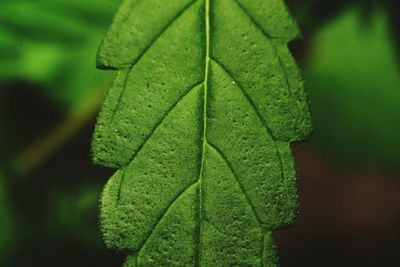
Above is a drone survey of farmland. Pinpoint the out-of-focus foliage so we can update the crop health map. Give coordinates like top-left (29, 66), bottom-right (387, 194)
top-left (0, 0), bottom-right (120, 107)
top-left (45, 183), bottom-right (103, 246)
top-left (287, 0), bottom-right (399, 36)
top-left (306, 7), bottom-right (400, 168)
top-left (0, 175), bottom-right (16, 264)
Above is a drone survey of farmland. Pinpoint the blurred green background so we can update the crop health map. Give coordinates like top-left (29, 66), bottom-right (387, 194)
top-left (0, 0), bottom-right (399, 266)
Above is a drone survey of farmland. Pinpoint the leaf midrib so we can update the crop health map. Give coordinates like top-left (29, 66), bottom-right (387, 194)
top-left (196, 0), bottom-right (210, 265)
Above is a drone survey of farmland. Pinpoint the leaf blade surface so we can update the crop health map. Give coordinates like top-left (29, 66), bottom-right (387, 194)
top-left (93, 0), bottom-right (312, 265)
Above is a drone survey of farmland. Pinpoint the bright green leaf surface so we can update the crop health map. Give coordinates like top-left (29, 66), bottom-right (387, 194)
top-left (93, 0), bottom-right (311, 265)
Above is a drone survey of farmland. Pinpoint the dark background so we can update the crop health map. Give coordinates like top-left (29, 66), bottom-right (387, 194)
top-left (1, 0), bottom-right (400, 266)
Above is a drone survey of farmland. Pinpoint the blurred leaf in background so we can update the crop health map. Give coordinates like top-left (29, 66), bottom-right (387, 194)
top-left (305, 7), bottom-right (400, 169)
top-left (45, 182), bottom-right (103, 246)
top-left (0, 173), bottom-right (16, 265)
top-left (0, 0), bottom-right (123, 176)
top-left (0, 0), bottom-right (119, 108)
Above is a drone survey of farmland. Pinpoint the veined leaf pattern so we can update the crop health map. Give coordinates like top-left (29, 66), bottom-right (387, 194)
top-left (92, 0), bottom-right (312, 266)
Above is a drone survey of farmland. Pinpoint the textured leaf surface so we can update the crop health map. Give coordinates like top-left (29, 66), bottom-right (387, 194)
top-left (93, 0), bottom-right (311, 265)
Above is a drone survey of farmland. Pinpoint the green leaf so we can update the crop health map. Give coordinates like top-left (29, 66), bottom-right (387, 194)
top-left (93, 0), bottom-right (311, 265)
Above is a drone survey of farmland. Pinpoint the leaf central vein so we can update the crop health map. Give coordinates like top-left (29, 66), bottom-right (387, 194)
top-left (196, 0), bottom-right (210, 265)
